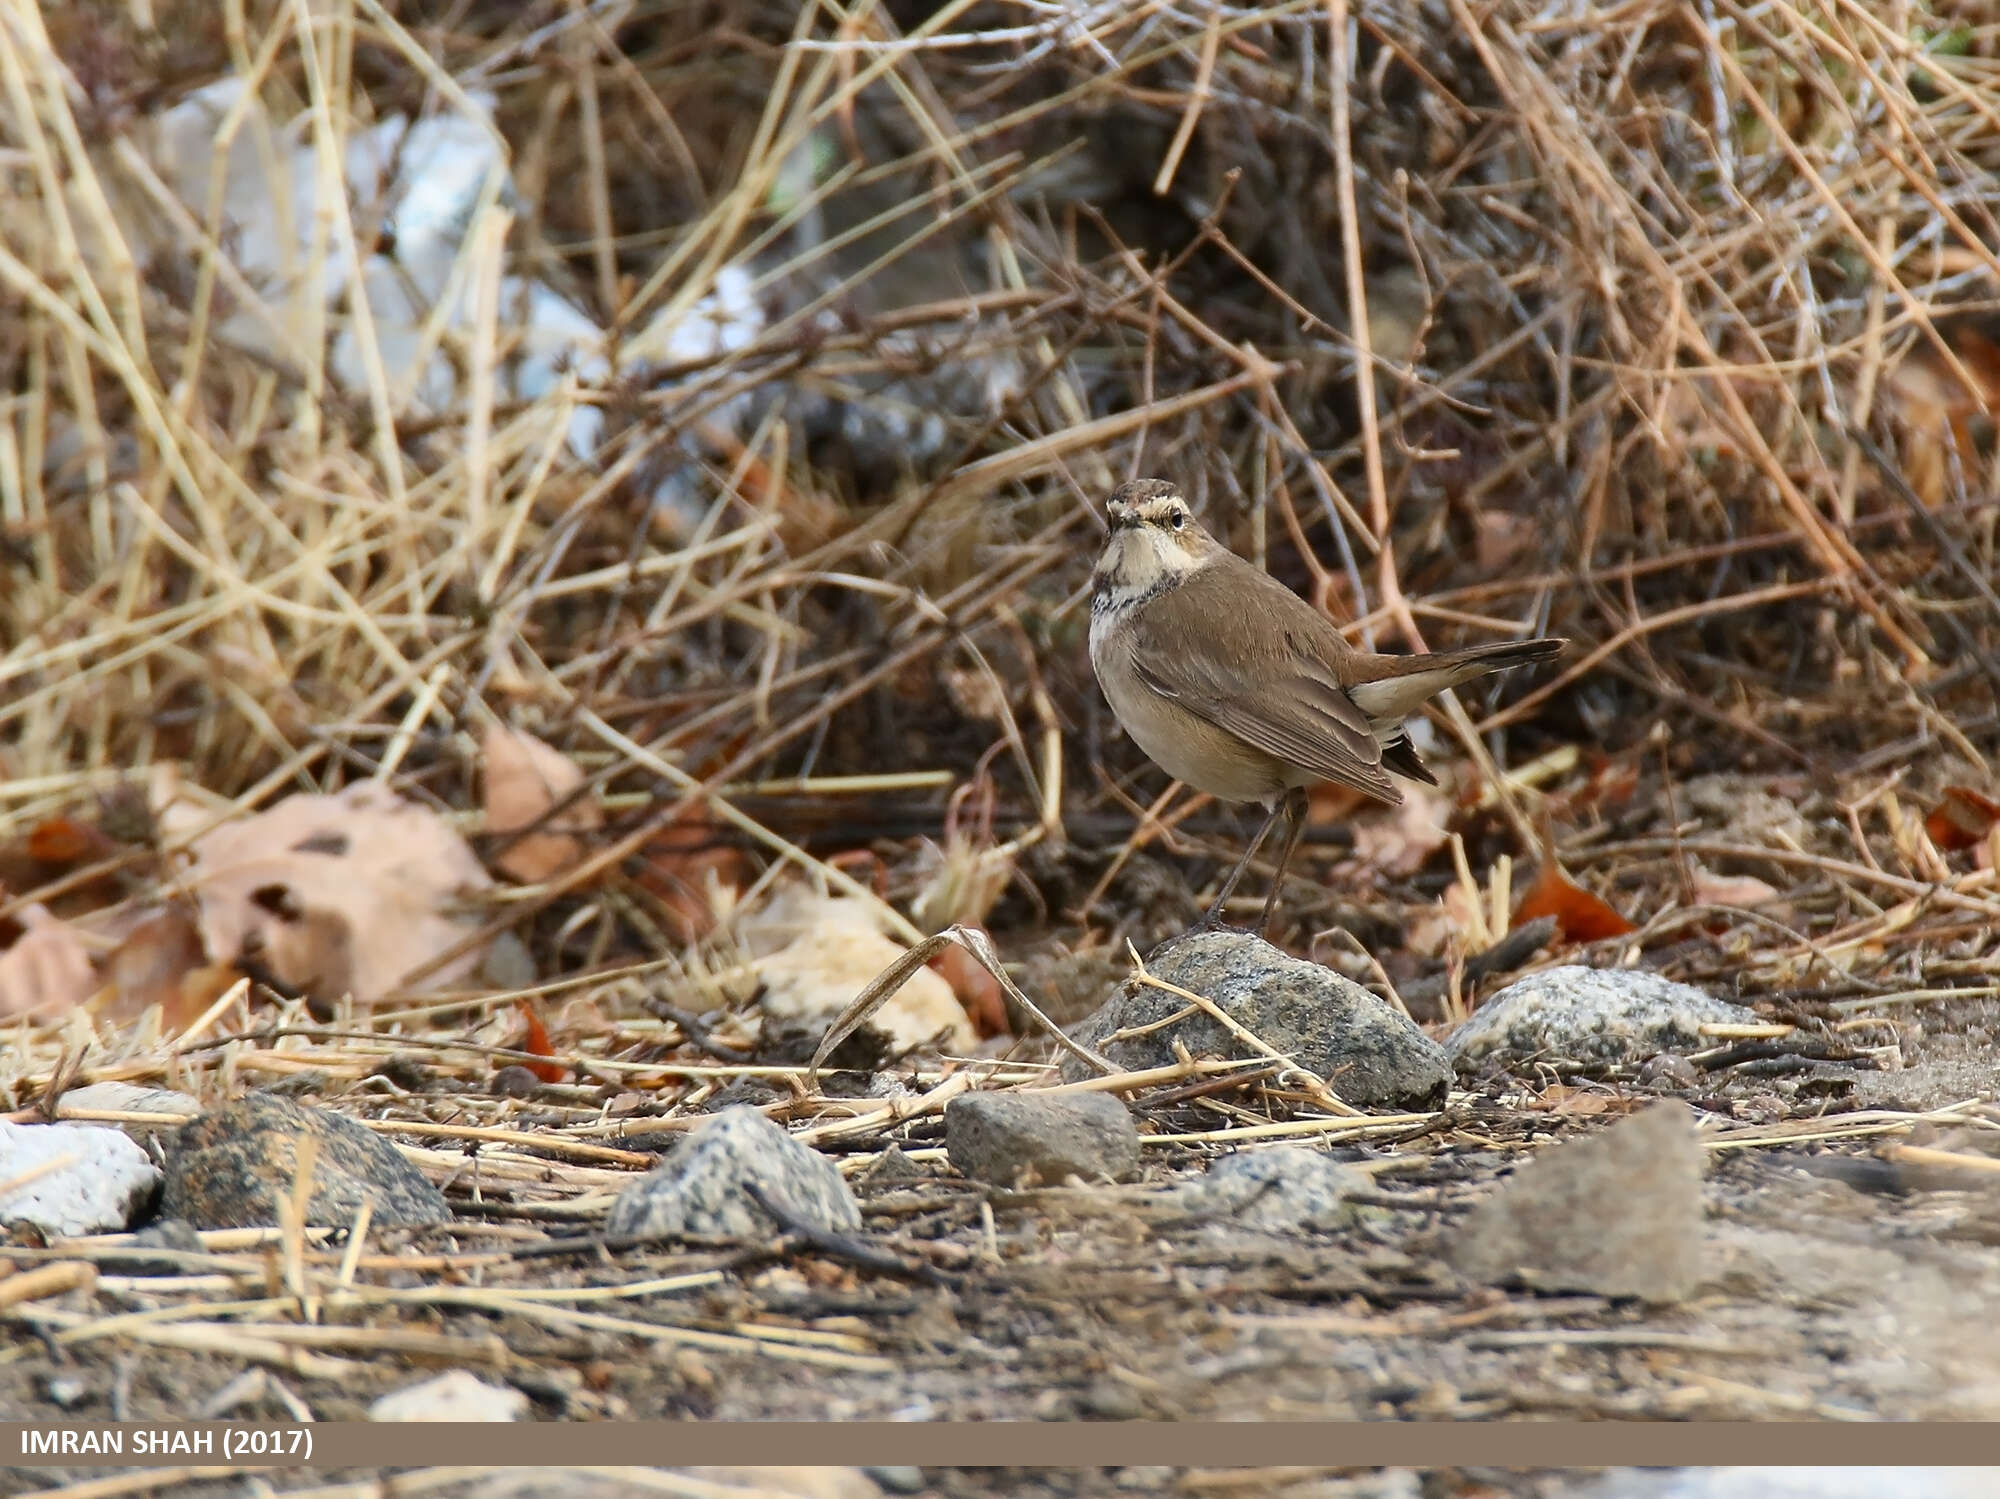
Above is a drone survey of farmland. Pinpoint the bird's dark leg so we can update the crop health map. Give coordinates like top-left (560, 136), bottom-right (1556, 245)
top-left (1198, 798), bottom-right (1285, 929)
top-left (1254, 786), bottom-right (1311, 936)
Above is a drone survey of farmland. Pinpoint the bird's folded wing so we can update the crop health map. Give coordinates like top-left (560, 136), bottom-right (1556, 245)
top-left (1130, 639), bottom-right (1400, 804)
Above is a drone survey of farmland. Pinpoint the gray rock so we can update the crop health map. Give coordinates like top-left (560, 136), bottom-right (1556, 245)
top-left (606, 1106), bottom-right (859, 1241)
top-left (125, 1217), bottom-right (206, 1274)
top-left (1061, 931), bottom-right (1452, 1110)
top-left (945, 1092), bottom-right (1140, 1187)
top-left (1169, 1146), bottom-right (1370, 1232)
top-left (163, 1094), bottom-right (448, 1229)
top-left (0, 1121), bottom-right (162, 1239)
top-left (1446, 964), bottom-right (1756, 1070)
top-left (1449, 1099), bottom-right (1706, 1302)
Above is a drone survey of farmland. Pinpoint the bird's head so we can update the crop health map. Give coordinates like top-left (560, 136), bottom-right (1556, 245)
top-left (1097, 479), bottom-right (1216, 595)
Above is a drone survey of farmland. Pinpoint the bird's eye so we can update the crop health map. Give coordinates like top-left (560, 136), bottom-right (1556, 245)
top-left (1169, 511), bottom-right (1186, 530)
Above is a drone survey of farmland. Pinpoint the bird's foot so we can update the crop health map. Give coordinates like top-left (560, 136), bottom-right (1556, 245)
top-left (1190, 909), bottom-right (1261, 938)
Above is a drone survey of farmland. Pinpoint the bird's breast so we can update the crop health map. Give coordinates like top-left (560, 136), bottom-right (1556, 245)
top-left (1090, 621), bottom-right (1289, 805)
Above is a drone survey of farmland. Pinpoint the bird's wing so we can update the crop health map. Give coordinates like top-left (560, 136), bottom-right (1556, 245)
top-left (1124, 566), bottom-right (1401, 805)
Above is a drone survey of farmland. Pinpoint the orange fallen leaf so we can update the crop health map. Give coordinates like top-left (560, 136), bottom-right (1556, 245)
top-left (1512, 862), bottom-right (1637, 943)
top-left (1925, 785), bottom-right (2000, 853)
top-left (0, 904), bottom-right (98, 1019)
top-left (0, 813), bottom-right (136, 920)
top-left (25, 816), bottom-right (113, 866)
top-left (187, 782), bottom-right (494, 1007)
top-left (513, 996), bottom-right (568, 1083)
top-left (929, 937), bottom-right (1009, 1039)
top-left (481, 724), bottom-right (603, 884)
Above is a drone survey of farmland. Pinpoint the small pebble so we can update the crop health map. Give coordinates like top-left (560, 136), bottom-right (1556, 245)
top-left (606, 1107), bottom-right (860, 1241)
top-left (491, 1065), bottom-right (541, 1098)
top-left (945, 1092), bottom-right (1141, 1187)
top-left (42, 1374), bottom-right (91, 1410)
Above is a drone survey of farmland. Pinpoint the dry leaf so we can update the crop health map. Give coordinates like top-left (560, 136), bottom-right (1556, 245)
top-left (1404, 901), bottom-right (1458, 961)
top-left (1307, 781), bottom-right (1371, 826)
top-left (186, 781), bottom-right (494, 1007)
top-left (635, 807), bottom-right (746, 943)
top-left (98, 905), bottom-right (211, 1027)
top-left (1350, 786), bottom-right (1452, 879)
top-left (734, 881), bottom-right (885, 958)
top-left (148, 763), bottom-right (214, 850)
top-left (1563, 754), bottom-right (1640, 815)
top-left (481, 724), bottom-right (603, 884)
top-left (941, 666), bottom-right (1010, 724)
top-left (1513, 862), bottom-right (1637, 943)
top-left (1879, 335), bottom-right (1999, 507)
top-left (24, 816), bottom-right (111, 865)
top-left (1552, 1091), bottom-right (1615, 1116)
top-left (1688, 867), bottom-right (1783, 909)
top-left (0, 814), bottom-right (132, 920)
top-left (1926, 785), bottom-right (2000, 853)
top-left (513, 996), bottom-right (568, 1083)
top-left (751, 896), bottom-right (976, 1055)
top-left (0, 904), bottom-right (98, 1018)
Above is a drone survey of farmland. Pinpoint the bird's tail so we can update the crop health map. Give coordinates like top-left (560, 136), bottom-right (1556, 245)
top-left (1345, 637), bottom-right (1566, 723)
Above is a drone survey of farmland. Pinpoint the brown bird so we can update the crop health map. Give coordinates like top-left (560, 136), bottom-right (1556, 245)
top-left (1088, 478), bottom-right (1564, 933)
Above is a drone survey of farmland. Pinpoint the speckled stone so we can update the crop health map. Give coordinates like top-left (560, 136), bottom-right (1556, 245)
top-left (945, 1092), bottom-right (1140, 1186)
top-left (1449, 1099), bottom-right (1706, 1302)
top-left (1446, 965), bottom-right (1757, 1070)
top-left (1061, 930), bottom-right (1452, 1110)
top-left (605, 1107), bottom-right (859, 1242)
top-left (1169, 1146), bottom-right (1371, 1232)
top-left (163, 1093), bottom-right (448, 1229)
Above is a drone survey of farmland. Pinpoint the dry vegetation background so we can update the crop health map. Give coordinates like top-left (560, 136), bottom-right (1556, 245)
top-left (4, 0), bottom-right (2000, 1434)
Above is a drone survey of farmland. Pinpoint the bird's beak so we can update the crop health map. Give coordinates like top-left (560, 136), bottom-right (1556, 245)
top-left (1108, 505), bottom-right (1138, 531)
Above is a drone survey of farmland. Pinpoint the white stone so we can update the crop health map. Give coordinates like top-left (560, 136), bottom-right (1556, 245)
top-left (368, 1370), bottom-right (527, 1422)
top-left (0, 1121), bottom-right (162, 1238)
